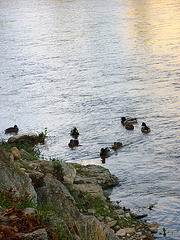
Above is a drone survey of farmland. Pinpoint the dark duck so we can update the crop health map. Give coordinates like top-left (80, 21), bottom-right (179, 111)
top-left (100, 147), bottom-right (110, 158)
top-left (141, 122), bottom-right (151, 133)
top-left (70, 127), bottom-right (79, 137)
top-left (68, 139), bottom-right (79, 148)
top-left (5, 125), bottom-right (19, 134)
top-left (125, 123), bottom-right (134, 130)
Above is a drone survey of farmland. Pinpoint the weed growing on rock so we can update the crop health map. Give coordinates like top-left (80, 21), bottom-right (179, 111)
top-left (51, 158), bottom-right (64, 182)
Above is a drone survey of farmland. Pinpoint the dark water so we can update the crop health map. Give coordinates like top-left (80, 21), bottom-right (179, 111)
top-left (0, 0), bottom-right (180, 238)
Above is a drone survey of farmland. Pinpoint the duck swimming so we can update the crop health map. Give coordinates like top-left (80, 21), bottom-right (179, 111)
top-left (5, 125), bottom-right (19, 134)
top-left (111, 142), bottom-right (122, 150)
top-left (70, 127), bottom-right (79, 137)
top-left (125, 123), bottom-right (134, 130)
top-left (68, 139), bottom-right (79, 148)
top-left (100, 147), bottom-right (110, 158)
top-left (141, 122), bottom-right (151, 133)
top-left (121, 117), bottom-right (138, 126)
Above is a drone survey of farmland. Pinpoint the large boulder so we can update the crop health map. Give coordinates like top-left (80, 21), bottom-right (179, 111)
top-left (74, 164), bottom-right (119, 188)
top-left (27, 160), bottom-right (76, 184)
top-left (73, 183), bottom-right (106, 201)
top-left (36, 175), bottom-right (119, 240)
top-left (0, 148), bottom-right (37, 201)
top-left (8, 133), bottom-right (39, 144)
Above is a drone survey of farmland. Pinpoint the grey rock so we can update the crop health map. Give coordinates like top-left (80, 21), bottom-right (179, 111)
top-left (20, 149), bottom-right (34, 160)
top-left (116, 228), bottom-right (126, 237)
top-left (17, 228), bottom-right (48, 240)
top-left (73, 183), bottom-right (106, 200)
top-left (8, 133), bottom-right (38, 143)
top-left (74, 165), bottom-right (119, 189)
top-left (0, 148), bottom-right (37, 201)
top-left (88, 209), bottom-right (96, 215)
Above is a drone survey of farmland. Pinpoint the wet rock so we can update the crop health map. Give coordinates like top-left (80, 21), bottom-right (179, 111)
top-left (149, 226), bottom-right (158, 233)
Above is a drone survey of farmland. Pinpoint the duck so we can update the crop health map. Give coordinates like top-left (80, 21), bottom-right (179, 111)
top-left (125, 123), bottom-right (134, 130)
top-left (121, 117), bottom-right (138, 126)
top-left (5, 125), bottom-right (19, 134)
top-left (100, 147), bottom-right (110, 158)
top-left (70, 127), bottom-right (79, 137)
top-left (141, 122), bottom-right (151, 133)
top-left (68, 139), bottom-right (79, 148)
top-left (111, 142), bottom-right (122, 150)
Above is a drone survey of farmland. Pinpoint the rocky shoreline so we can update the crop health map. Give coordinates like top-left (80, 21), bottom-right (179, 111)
top-left (0, 133), bottom-right (160, 239)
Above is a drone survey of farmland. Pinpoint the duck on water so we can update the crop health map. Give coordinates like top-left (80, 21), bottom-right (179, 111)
top-left (5, 125), bottom-right (19, 134)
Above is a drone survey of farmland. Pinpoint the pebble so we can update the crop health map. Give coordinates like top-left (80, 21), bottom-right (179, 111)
top-left (116, 229), bottom-right (126, 237)
top-left (88, 209), bottom-right (96, 215)
top-left (124, 227), bottom-right (135, 234)
top-left (114, 209), bottom-right (124, 215)
top-left (113, 225), bottom-right (120, 231)
top-left (107, 220), bottom-right (117, 228)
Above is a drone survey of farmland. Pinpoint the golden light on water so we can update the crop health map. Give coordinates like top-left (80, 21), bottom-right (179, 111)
top-left (126, 0), bottom-right (180, 56)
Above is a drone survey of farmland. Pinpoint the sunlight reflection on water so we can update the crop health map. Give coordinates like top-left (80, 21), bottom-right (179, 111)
top-left (0, 0), bottom-right (180, 238)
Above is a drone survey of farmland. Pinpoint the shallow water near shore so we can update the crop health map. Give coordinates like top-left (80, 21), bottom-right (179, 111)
top-left (0, 0), bottom-right (180, 238)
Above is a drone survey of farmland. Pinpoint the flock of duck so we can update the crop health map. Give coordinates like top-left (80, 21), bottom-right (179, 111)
top-left (68, 117), bottom-right (151, 162)
top-left (4, 118), bottom-right (150, 162)
top-left (99, 117), bottom-right (151, 160)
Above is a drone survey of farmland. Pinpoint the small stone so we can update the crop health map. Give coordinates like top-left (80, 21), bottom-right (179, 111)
top-left (149, 227), bottom-right (158, 233)
top-left (107, 220), bottom-right (117, 228)
top-left (23, 208), bottom-right (37, 215)
top-left (88, 209), bottom-right (96, 215)
top-left (140, 235), bottom-right (148, 239)
top-left (125, 212), bottom-right (131, 218)
top-left (144, 231), bottom-right (151, 237)
top-left (104, 205), bottom-right (109, 210)
top-left (113, 225), bottom-right (120, 231)
top-left (97, 215), bottom-right (104, 221)
top-left (124, 227), bottom-right (135, 234)
top-left (116, 229), bottom-right (126, 237)
top-left (105, 216), bottom-right (112, 222)
top-left (136, 232), bottom-right (142, 236)
top-left (114, 209), bottom-right (124, 215)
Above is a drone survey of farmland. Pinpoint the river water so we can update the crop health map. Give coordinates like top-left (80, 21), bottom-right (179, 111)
top-left (0, 0), bottom-right (180, 238)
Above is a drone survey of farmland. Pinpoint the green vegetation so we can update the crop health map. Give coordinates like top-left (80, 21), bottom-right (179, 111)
top-left (0, 189), bottom-right (74, 239)
top-left (51, 158), bottom-right (64, 182)
top-left (0, 128), bottom-right (48, 160)
top-left (0, 190), bottom-right (36, 210)
top-left (0, 139), bottom-right (40, 160)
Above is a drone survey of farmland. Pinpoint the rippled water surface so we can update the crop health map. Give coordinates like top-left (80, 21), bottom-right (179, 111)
top-left (0, 0), bottom-right (180, 238)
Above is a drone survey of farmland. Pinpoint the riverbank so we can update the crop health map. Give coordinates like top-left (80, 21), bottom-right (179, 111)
top-left (0, 133), bottom-right (160, 239)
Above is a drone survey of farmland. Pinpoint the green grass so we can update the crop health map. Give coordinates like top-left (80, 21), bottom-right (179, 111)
top-left (51, 158), bottom-right (64, 182)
